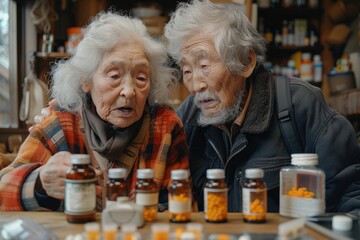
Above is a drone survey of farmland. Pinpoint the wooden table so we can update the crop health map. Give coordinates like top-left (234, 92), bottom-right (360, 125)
top-left (0, 212), bottom-right (328, 239)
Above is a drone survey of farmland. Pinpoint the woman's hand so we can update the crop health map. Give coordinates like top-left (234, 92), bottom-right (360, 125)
top-left (39, 151), bottom-right (72, 199)
top-left (29, 99), bottom-right (58, 131)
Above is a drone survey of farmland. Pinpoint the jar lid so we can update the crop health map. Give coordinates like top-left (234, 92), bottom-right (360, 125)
top-left (332, 215), bottom-right (353, 231)
top-left (70, 154), bottom-right (90, 164)
top-left (245, 168), bottom-right (264, 179)
top-left (121, 223), bottom-right (137, 233)
top-left (137, 168), bottom-right (154, 179)
top-left (206, 169), bottom-right (225, 179)
top-left (291, 153), bottom-right (318, 166)
top-left (171, 169), bottom-right (189, 180)
top-left (108, 168), bottom-right (127, 179)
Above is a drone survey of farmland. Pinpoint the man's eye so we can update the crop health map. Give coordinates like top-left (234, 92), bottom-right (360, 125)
top-left (201, 65), bottom-right (209, 69)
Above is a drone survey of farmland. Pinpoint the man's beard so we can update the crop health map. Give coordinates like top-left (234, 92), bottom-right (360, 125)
top-left (194, 90), bottom-right (244, 126)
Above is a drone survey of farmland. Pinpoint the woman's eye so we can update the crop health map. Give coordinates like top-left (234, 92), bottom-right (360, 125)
top-left (183, 70), bottom-right (191, 75)
top-left (107, 70), bottom-right (121, 79)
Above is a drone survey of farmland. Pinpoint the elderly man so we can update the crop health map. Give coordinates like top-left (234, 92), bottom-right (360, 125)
top-left (164, 0), bottom-right (360, 212)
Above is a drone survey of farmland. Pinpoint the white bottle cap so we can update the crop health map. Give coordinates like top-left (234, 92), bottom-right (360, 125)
top-left (121, 223), bottom-right (137, 233)
top-left (186, 223), bottom-right (203, 232)
top-left (71, 154), bottom-right (90, 164)
top-left (137, 168), bottom-right (154, 179)
top-left (84, 222), bottom-right (100, 232)
top-left (245, 168), bottom-right (264, 179)
top-left (291, 153), bottom-right (318, 166)
top-left (151, 223), bottom-right (170, 233)
top-left (206, 169), bottom-right (225, 179)
top-left (171, 169), bottom-right (189, 180)
top-left (332, 215), bottom-right (353, 231)
top-left (181, 232), bottom-right (196, 240)
top-left (109, 168), bottom-right (127, 179)
top-left (103, 222), bottom-right (118, 232)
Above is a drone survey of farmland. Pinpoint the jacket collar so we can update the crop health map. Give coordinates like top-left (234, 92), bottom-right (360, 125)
top-left (186, 65), bottom-right (274, 134)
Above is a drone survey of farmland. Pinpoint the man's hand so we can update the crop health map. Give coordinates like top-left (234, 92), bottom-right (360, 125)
top-left (39, 151), bottom-right (72, 199)
top-left (29, 99), bottom-right (58, 132)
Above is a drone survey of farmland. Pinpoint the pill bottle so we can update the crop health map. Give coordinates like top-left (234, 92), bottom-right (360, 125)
top-left (168, 169), bottom-right (192, 223)
top-left (135, 168), bottom-right (158, 222)
top-left (151, 223), bottom-right (170, 240)
top-left (204, 169), bottom-right (228, 223)
top-left (106, 168), bottom-right (127, 207)
top-left (280, 153), bottom-right (325, 217)
top-left (313, 55), bottom-right (323, 83)
top-left (121, 223), bottom-right (137, 240)
top-left (300, 52), bottom-right (313, 82)
top-left (65, 154), bottom-right (96, 223)
top-left (84, 222), bottom-right (100, 240)
top-left (242, 168), bottom-right (267, 223)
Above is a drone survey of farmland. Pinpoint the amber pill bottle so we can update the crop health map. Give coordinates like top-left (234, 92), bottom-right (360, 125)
top-left (106, 168), bottom-right (127, 207)
top-left (242, 168), bottom-right (267, 223)
top-left (135, 168), bottom-right (158, 222)
top-left (204, 169), bottom-right (228, 223)
top-left (168, 169), bottom-right (192, 223)
top-left (65, 154), bottom-right (96, 223)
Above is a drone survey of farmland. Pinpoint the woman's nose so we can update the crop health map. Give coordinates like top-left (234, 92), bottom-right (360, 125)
top-left (120, 74), bottom-right (135, 98)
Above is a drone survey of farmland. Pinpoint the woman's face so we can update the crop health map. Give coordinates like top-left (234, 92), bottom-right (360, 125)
top-left (83, 40), bottom-right (151, 128)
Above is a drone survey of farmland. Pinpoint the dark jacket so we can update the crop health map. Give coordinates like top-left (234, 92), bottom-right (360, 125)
top-left (177, 66), bottom-right (360, 212)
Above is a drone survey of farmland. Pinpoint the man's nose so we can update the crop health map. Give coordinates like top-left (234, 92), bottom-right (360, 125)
top-left (190, 70), bottom-right (207, 93)
top-left (120, 74), bottom-right (135, 98)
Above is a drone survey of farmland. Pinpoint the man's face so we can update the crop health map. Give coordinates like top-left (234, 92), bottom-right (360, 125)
top-left (180, 34), bottom-right (246, 124)
top-left (83, 40), bottom-right (151, 128)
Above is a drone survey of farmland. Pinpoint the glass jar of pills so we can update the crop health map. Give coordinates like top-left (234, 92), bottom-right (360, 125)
top-left (242, 168), bottom-right (267, 223)
top-left (135, 168), bottom-right (158, 222)
top-left (168, 169), bottom-right (192, 223)
top-left (280, 153), bottom-right (325, 217)
top-left (204, 169), bottom-right (228, 223)
top-left (65, 154), bottom-right (96, 223)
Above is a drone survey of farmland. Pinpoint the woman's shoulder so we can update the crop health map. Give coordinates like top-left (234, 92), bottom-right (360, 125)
top-left (149, 104), bottom-right (183, 127)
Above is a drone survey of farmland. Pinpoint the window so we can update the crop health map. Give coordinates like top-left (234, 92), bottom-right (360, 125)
top-left (0, 0), bottom-right (18, 128)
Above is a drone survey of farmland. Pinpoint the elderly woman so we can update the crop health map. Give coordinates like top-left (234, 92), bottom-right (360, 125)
top-left (0, 11), bottom-right (188, 211)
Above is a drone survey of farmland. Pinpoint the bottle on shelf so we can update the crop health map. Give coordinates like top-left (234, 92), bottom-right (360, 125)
top-left (313, 54), bottom-right (323, 83)
top-left (299, 52), bottom-right (313, 82)
top-left (242, 168), bottom-right (267, 223)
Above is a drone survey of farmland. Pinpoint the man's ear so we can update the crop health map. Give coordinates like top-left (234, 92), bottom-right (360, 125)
top-left (241, 50), bottom-right (257, 78)
top-left (81, 81), bottom-right (91, 92)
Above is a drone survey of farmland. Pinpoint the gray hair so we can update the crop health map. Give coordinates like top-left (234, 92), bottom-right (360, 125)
top-left (164, 0), bottom-right (267, 75)
top-left (51, 11), bottom-right (175, 113)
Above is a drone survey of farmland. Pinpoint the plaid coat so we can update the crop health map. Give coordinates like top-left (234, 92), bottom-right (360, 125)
top-left (0, 105), bottom-right (189, 211)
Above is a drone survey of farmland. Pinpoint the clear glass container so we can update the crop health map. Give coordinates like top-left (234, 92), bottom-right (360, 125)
top-left (280, 153), bottom-right (325, 217)
top-left (242, 168), bottom-right (267, 223)
top-left (135, 169), bottom-right (158, 222)
top-left (168, 169), bottom-right (192, 223)
top-left (65, 154), bottom-right (96, 223)
top-left (204, 169), bottom-right (228, 223)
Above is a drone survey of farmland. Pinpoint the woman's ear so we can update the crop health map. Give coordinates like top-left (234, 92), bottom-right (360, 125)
top-left (241, 50), bottom-right (257, 78)
top-left (81, 81), bottom-right (91, 93)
